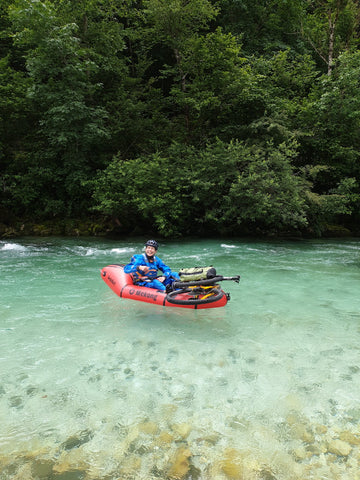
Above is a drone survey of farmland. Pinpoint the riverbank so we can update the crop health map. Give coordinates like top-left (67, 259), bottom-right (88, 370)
top-left (0, 216), bottom-right (357, 240)
top-left (0, 217), bottom-right (116, 239)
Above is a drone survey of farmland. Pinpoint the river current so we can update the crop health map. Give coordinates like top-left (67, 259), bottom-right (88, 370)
top-left (1, 237), bottom-right (360, 480)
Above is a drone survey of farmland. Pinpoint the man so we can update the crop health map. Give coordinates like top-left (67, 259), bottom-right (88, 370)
top-left (124, 240), bottom-right (180, 291)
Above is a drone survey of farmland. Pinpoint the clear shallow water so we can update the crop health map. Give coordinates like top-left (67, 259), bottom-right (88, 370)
top-left (1, 237), bottom-right (360, 479)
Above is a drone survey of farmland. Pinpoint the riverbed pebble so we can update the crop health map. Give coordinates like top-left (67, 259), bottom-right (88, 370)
top-left (327, 439), bottom-right (352, 456)
top-left (167, 446), bottom-right (192, 479)
top-left (339, 430), bottom-right (360, 445)
top-left (2, 414), bottom-right (360, 479)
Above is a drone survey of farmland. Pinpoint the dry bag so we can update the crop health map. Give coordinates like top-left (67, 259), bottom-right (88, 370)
top-left (178, 266), bottom-right (216, 282)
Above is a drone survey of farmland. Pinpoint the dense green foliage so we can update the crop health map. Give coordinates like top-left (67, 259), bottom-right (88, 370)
top-left (1, 0), bottom-right (360, 237)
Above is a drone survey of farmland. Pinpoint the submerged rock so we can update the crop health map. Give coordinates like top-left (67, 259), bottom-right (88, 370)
top-left (293, 446), bottom-right (310, 461)
top-left (339, 431), bottom-right (360, 445)
top-left (167, 446), bottom-right (192, 479)
top-left (117, 455), bottom-right (142, 478)
top-left (53, 447), bottom-right (88, 475)
top-left (327, 439), bottom-right (352, 457)
top-left (156, 431), bottom-right (174, 445)
top-left (26, 386), bottom-right (39, 397)
top-left (51, 470), bottom-right (86, 480)
top-left (8, 462), bottom-right (33, 480)
top-left (315, 424), bottom-right (328, 435)
top-left (195, 433), bottom-right (220, 446)
top-left (138, 421), bottom-right (160, 435)
top-left (259, 467), bottom-right (278, 480)
top-left (171, 423), bottom-right (192, 440)
top-left (61, 429), bottom-right (94, 451)
top-left (9, 396), bottom-right (23, 409)
top-left (31, 459), bottom-right (54, 478)
top-left (287, 419), bottom-right (315, 444)
top-left (220, 448), bottom-right (244, 479)
top-left (161, 404), bottom-right (178, 421)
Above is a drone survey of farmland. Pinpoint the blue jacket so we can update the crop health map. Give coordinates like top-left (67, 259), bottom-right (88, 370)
top-left (124, 254), bottom-right (173, 283)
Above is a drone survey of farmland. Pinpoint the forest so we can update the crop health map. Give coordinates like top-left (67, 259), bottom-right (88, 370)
top-left (1, 0), bottom-right (360, 238)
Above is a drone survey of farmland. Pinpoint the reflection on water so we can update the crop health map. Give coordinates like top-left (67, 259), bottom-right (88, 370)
top-left (1, 237), bottom-right (360, 479)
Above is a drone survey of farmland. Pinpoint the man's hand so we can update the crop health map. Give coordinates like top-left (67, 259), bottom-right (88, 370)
top-left (138, 265), bottom-right (150, 274)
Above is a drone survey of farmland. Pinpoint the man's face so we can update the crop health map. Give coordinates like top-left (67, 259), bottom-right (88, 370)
top-left (145, 245), bottom-right (156, 257)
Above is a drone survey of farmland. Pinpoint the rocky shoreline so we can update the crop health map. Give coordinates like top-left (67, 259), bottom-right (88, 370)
top-left (0, 217), bottom-right (357, 240)
top-left (0, 217), bottom-right (116, 239)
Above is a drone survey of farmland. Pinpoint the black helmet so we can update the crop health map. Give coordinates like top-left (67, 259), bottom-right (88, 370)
top-left (145, 239), bottom-right (158, 250)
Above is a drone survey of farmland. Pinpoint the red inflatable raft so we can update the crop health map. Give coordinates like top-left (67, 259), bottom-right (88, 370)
top-left (101, 264), bottom-right (239, 309)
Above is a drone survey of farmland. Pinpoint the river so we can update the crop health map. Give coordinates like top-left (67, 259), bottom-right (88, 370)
top-left (1, 237), bottom-right (360, 479)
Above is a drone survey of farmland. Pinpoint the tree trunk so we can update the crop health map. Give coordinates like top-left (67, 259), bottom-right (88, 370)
top-left (327, 9), bottom-right (337, 75)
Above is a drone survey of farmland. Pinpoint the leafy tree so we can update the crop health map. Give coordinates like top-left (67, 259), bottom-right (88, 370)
top-left (300, 0), bottom-right (360, 74)
top-left (247, 50), bottom-right (319, 146)
top-left (217, 0), bottom-right (308, 55)
top-left (7, 0), bottom-right (111, 217)
top-left (0, 56), bottom-right (32, 196)
top-left (55, 0), bottom-right (149, 158)
top-left (298, 50), bottom-right (360, 225)
top-left (0, 1), bottom-right (34, 219)
top-left (167, 27), bottom-right (259, 143)
top-left (301, 50), bottom-right (360, 174)
top-left (144, 0), bottom-right (219, 55)
top-left (141, 0), bottom-right (220, 140)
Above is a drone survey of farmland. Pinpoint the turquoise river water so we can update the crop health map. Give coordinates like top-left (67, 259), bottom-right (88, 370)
top-left (1, 237), bottom-right (360, 480)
